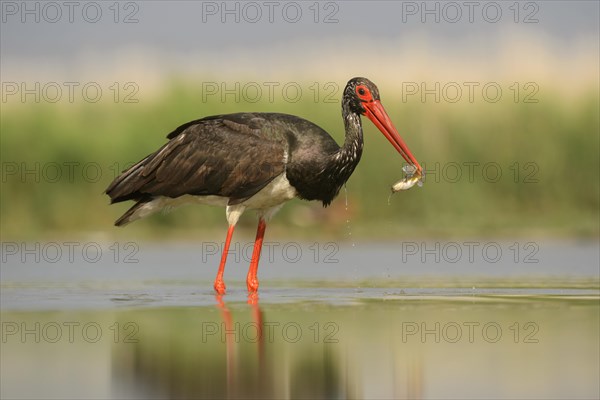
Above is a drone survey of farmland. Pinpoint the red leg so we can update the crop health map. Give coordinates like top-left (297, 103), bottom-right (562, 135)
top-left (214, 224), bottom-right (235, 294)
top-left (246, 218), bottom-right (266, 293)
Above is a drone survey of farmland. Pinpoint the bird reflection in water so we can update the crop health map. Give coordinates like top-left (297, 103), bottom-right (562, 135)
top-left (110, 294), bottom-right (349, 399)
top-left (214, 293), bottom-right (266, 398)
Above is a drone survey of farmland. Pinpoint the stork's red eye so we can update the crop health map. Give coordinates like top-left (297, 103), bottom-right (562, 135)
top-left (355, 85), bottom-right (373, 102)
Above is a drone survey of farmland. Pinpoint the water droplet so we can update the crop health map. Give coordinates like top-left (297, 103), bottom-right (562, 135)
top-left (344, 186), bottom-right (348, 210)
top-left (343, 186), bottom-right (355, 248)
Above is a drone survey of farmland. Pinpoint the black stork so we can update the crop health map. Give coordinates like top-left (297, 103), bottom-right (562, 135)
top-left (105, 77), bottom-right (422, 294)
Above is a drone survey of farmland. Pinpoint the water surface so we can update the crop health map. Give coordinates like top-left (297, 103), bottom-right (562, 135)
top-left (1, 242), bottom-right (598, 399)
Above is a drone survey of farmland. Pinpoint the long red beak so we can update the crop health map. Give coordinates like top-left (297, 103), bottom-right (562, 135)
top-left (363, 100), bottom-right (422, 173)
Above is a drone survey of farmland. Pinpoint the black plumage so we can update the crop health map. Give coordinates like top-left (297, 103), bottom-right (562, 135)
top-left (106, 107), bottom-right (363, 224)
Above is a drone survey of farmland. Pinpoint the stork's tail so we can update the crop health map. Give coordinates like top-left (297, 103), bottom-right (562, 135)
top-left (113, 197), bottom-right (156, 226)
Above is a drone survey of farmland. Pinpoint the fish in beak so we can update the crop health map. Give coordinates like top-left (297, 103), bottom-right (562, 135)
top-left (362, 99), bottom-right (423, 192)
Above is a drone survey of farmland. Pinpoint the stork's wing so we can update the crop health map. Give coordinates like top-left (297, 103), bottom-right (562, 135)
top-left (105, 114), bottom-right (286, 205)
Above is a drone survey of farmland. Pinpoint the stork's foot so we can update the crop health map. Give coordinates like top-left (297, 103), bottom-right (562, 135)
top-left (246, 276), bottom-right (259, 293)
top-left (214, 280), bottom-right (226, 295)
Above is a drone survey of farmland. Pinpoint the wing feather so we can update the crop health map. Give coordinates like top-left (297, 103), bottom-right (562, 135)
top-left (106, 114), bottom-right (286, 204)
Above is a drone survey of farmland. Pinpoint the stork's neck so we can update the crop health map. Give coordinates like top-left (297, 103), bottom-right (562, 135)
top-left (339, 94), bottom-right (365, 162)
top-left (284, 106), bottom-right (364, 207)
top-left (340, 112), bottom-right (364, 162)
top-left (326, 108), bottom-right (364, 187)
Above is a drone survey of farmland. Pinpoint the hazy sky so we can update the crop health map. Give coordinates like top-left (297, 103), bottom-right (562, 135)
top-left (1, 1), bottom-right (598, 87)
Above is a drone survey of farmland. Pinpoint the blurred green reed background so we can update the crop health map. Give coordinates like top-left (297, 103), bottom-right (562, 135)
top-left (1, 78), bottom-right (598, 241)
